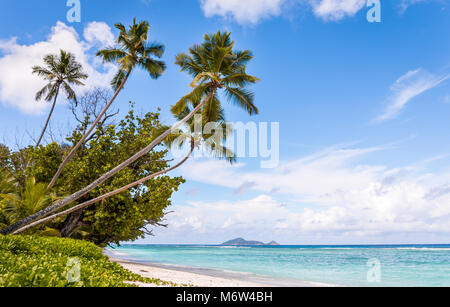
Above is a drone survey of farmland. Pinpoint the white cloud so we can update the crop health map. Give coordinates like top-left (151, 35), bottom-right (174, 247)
top-left (154, 145), bottom-right (450, 243)
top-left (199, 0), bottom-right (373, 24)
top-left (83, 21), bottom-right (115, 47)
top-left (0, 22), bottom-right (116, 115)
top-left (376, 68), bottom-right (450, 122)
top-left (310, 0), bottom-right (366, 21)
top-left (200, 0), bottom-right (285, 24)
top-left (180, 145), bottom-right (388, 200)
top-left (199, 0), bottom-right (439, 24)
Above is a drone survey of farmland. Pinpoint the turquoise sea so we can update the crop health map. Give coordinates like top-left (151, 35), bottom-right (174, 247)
top-left (105, 244), bottom-right (450, 287)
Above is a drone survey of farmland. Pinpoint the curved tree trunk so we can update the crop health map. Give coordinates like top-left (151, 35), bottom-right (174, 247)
top-left (1, 88), bottom-right (213, 235)
top-left (36, 90), bottom-right (59, 148)
top-left (60, 210), bottom-right (83, 238)
top-left (47, 70), bottom-right (131, 189)
top-left (12, 138), bottom-right (195, 235)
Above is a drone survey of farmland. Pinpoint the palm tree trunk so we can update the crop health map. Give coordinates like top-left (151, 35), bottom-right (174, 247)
top-left (1, 89), bottom-right (214, 235)
top-left (12, 138), bottom-right (195, 235)
top-left (36, 90), bottom-right (59, 148)
top-left (47, 70), bottom-right (132, 189)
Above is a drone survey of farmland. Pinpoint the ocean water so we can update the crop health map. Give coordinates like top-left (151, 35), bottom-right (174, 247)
top-left (106, 244), bottom-right (450, 287)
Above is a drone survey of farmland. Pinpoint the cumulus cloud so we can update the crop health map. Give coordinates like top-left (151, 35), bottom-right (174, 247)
top-left (180, 145), bottom-right (387, 200)
top-left (155, 145), bottom-right (450, 243)
top-left (309, 0), bottom-right (366, 21)
top-left (83, 21), bottom-right (115, 47)
top-left (0, 22), bottom-right (116, 114)
top-left (200, 0), bottom-right (285, 24)
top-left (376, 68), bottom-right (450, 122)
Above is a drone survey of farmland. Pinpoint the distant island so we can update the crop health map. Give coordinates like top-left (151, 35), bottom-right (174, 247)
top-left (221, 238), bottom-right (280, 246)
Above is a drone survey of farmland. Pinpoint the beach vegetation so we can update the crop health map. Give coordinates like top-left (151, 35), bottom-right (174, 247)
top-left (48, 18), bottom-right (166, 189)
top-left (0, 25), bottom-right (258, 246)
top-left (0, 103), bottom-right (184, 245)
top-left (0, 234), bottom-right (171, 287)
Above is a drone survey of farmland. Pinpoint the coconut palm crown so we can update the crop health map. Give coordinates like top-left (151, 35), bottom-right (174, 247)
top-left (33, 50), bottom-right (87, 104)
top-left (172, 31), bottom-right (259, 118)
top-left (32, 50), bottom-right (87, 147)
top-left (97, 18), bottom-right (166, 90)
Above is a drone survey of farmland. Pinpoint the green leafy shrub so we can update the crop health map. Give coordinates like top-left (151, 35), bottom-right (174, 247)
top-left (0, 235), bottom-right (171, 287)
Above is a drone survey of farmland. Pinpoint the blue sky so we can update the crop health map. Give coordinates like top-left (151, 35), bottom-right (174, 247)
top-left (1, 0), bottom-right (450, 244)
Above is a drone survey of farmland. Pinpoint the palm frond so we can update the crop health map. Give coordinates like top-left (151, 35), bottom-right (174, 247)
top-left (35, 83), bottom-right (53, 101)
top-left (62, 82), bottom-right (77, 103)
top-left (203, 140), bottom-right (236, 164)
top-left (138, 58), bottom-right (166, 79)
top-left (96, 48), bottom-right (128, 64)
top-left (221, 73), bottom-right (260, 88)
top-left (142, 42), bottom-right (165, 58)
top-left (172, 30), bottom-right (259, 166)
top-left (111, 69), bottom-right (128, 91)
top-left (171, 84), bottom-right (210, 115)
top-left (202, 92), bottom-right (222, 124)
top-left (224, 87), bottom-right (258, 115)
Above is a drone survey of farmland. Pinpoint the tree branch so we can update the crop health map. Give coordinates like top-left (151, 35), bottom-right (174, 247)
top-left (12, 138), bottom-right (195, 235)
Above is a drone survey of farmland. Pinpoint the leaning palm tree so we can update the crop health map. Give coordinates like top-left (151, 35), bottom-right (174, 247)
top-left (47, 18), bottom-right (166, 189)
top-left (11, 100), bottom-right (236, 235)
top-left (1, 30), bottom-right (258, 235)
top-left (33, 50), bottom-right (88, 147)
top-left (168, 97), bottom-right (236, 164)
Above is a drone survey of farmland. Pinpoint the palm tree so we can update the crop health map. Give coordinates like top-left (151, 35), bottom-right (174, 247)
top-left (1, 30), bottom-right (258, 235)
top-left (1, 177), bottom-right (55, 224)
top-left (11, 100), bottom-right (236, 234)
top-left (47, 18), bottom-right (166, 189)
top-left (33, 50), bottom-right (88, 148)
top-left (11, 143), bottom-right (195, 235)
top-left (171, 31), bottom-right (259, 117)
top-left (167, 96), bottom-right (236, 163)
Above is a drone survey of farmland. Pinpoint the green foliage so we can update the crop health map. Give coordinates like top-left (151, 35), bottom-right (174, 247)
top-left (0, 28), bottom-right (258, 250)
top-left (0, 235), bottom-right (171, 287)
top-left (173, 31), bottom-right (259, 117)
top-left (33, 50), bottom-right (88, 104)
top-left (1, 104), bottom-right (184, 245)
top-left (97, 18), bottom-right (166, 90)
top-left (0, 170), bottom-right (15, 229)
top-left (2, 177), bottom-right (58, 223)
top-left (169, 31), bottom-right (260, 164)
top-left (0, 144), bottom-right (10, 169)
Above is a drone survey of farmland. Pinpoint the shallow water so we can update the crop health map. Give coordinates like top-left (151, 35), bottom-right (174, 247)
top-left (106, 244), bottom-right (450, 287)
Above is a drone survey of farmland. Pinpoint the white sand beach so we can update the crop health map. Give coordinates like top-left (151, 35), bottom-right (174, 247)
top-left (110, 257), bottom-right (271, 287)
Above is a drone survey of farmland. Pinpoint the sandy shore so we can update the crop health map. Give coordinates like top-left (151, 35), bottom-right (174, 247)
top-left (110, 257), bottom-right (271, 287)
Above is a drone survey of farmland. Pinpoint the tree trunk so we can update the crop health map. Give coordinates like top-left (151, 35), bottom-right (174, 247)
top-left (9, 132), bottom-right (198, 235)
top-left (1, 89), bottom-right (212, 235)
top-left (47, 70), bottom-right (132, 189)
top-left (60, 210), bottom-right (83, 238)
top-left (36, 90), bottom-right (59, 148)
